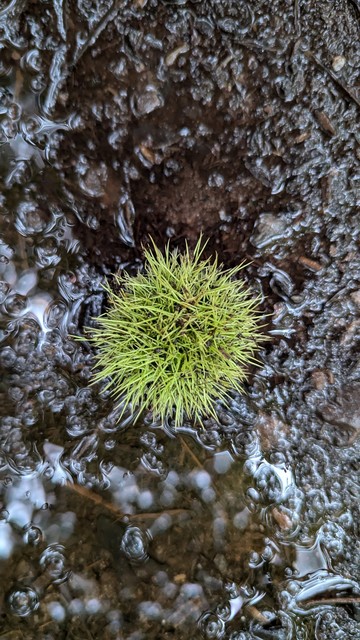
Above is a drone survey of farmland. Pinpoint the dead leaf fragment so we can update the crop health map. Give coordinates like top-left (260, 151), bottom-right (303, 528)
top-left (313, 110), bottom-right (336, 136)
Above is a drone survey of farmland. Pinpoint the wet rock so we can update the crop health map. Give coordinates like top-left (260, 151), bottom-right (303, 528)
top-left (250, 213), bottom-right (289, 250)
top-left (77, 162), bottom-right (108, 198)
top-left (332, 55), bottom-right (346, 72)
top-left (131, 85), bottom-right (164, 118)
top-left (319, 383), bottom-right (360, 444)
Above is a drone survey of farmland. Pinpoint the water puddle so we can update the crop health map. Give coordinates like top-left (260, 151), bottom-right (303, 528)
top-left (0, 1), bottom-right (359, 638)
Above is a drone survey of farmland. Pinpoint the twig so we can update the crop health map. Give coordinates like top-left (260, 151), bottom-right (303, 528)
top-left (129, 508), bottom-right (190, 520)
top-left (72, 0), bottom-right (124, 66)
top-left (179, 436), bottom-right (204, 469)
top-left (294, 0), bottom-right (301, 35)
top-left (298, 256), bottom-right (322, 272)
top-left (179, 436), bottom-right (223, 499)
top-left (65, 482), bottom-right (190, 521)
top-left (245, 604), bottom-right (271, 625)
top-left (303, 596), bottom-right (360, 608)
top-left (65, 482), bottom-right (124, 515)
top-left (307, 52), bottom-right (360, 110)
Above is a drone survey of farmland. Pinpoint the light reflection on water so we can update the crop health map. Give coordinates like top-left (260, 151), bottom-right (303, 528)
top-left (0, 415), bottom-right (358, 636)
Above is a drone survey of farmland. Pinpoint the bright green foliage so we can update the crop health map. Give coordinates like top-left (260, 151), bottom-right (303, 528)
top-left (83, 239), bottom-right (266, 427)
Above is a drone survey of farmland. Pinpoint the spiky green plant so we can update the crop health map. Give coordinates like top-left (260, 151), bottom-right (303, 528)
top-left (81, 238), bottom-right (267, 427)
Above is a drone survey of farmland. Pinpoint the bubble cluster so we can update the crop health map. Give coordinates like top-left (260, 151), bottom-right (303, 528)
top-left (8, 586), bottom-right (39, 617)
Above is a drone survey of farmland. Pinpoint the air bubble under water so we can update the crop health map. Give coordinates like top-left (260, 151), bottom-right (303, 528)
top-left (8, 586), bottom-right (39, 617)
top-left (120, 526), bottom-right (150, 564)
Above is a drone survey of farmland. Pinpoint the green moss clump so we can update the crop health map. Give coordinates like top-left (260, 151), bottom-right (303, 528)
top-left (82, 238), bottom-right (267, 427)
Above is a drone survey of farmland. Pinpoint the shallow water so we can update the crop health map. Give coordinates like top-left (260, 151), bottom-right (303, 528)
top-left (0, 1), bottom-right (360, 638)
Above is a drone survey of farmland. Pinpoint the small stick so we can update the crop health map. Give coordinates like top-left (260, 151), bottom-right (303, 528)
top-left (294, 0), bottom-right (301, 35)
top-left (179, 436), bottom-right (204, 469)
top-left (303, 596), bottom-right (360, 607)
top-left (65, 482), bottom-right (122, 516)
top-left (307, 52), bottom-right (360, 110)
top-left (298, 256), bottom-right (322, 272)
top-left (245, 605), bottom-right (272, 625)
top-left (65, 482), bottom-right (190, 521)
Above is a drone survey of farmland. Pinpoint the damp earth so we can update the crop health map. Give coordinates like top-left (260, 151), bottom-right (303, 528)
top-left (0, 1), bottom-right (360, 638)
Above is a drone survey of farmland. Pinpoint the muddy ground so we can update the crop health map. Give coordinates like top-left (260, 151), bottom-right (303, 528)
top-left (0, 0), bottom-right (359, 638)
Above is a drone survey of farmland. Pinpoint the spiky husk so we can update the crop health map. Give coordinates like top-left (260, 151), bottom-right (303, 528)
top-left (82, 239), bottom-right (267, 427)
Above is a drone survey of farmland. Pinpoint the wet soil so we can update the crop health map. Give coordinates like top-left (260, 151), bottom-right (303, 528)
top-left (0, 1), bottom-right (360, 638)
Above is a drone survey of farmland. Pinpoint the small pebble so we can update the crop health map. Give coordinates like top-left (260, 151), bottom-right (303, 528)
top-left (332, 55), bottom-right (346, 72)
